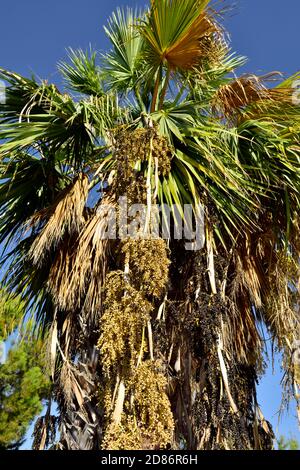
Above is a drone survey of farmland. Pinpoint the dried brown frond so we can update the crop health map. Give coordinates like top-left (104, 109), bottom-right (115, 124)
top-left (232, 232), bottom-right (271, 310)
top-left (262, 249), bottom-right (300, 422)
top-left (60, 361), bottom-right (74, 405)
top-left (46, 236), bottom-right (75, 312)
top-left (264, 251), bottom-right (300, 345)
top-left (224, 298), bottom-right (262, 367)
top-left (59, 359), bottom-right (96, 410)
top-left (230, 228), bottom-right (300, 418)
top-left (47, 197), bottom-right (113, 313)
top-left (268, 87), bottom-right (294, 103)
top-left (29, 173), bottom-right (88, 265)
top-left (32, 414), bottom-right (57, 450)
top-left (212, 73), bottom-right (290, 119)
top-left (213, 75), bottom-right (269, 118)
top-left (227, 231), bottom-right (277, 365)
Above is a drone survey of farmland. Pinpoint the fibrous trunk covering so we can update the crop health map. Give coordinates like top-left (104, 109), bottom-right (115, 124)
top-left (166, 246), bottom-right (274, 449)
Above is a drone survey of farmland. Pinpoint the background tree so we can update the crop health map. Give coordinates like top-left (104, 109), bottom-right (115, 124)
top-left (0, 0), bottom-right (300, 450)
top-left (277, 436), bottom-right (299, 451)
top-left (0, 290), bottom-right (51, 449)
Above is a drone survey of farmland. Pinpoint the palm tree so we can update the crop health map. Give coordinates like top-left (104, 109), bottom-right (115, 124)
top-left (1, 0), bottom-right (300, 450)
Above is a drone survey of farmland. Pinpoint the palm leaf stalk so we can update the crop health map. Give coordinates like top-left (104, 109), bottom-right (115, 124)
top-left (1, 0), bottom-right (300, 449)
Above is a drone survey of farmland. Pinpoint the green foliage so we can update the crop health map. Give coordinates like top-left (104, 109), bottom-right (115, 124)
top-left (59, 48), bottom-right (104, 97)
top-left (102, 8), bottom-right (145, 92)
top-left (0, 290), bottom-right (24, 341)
top-left (277, 436), bottom-right (299, 450)
top-left (0, 289), bottom-right (50, 449)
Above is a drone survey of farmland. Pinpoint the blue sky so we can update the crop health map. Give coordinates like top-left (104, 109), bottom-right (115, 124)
top-left (1, 0), bottom-right (299, 79)
top-left (1, 0), bottom-right (300, 446)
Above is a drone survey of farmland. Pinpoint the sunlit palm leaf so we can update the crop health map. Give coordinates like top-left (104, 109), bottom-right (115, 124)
top-left (103, 8), bottom-right (144, 91)
top-left (59, 48), bottom-right (104, 97)
top-left (141, 0), bottom-right (217, 71)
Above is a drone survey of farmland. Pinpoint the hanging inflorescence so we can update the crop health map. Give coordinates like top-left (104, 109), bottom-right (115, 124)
top-left (98, 236), bottom-right (174, 450)
top-left (111, 127), bottom-right (173, 203)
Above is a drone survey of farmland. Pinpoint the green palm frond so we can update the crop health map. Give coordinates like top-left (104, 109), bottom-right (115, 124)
top-left (59, 48), bottom-right (104, 97)
top-left (140, 0), bottom-right (215, 70)
top-left (0, 71), bottom-right (122, 167)
top-left (152, 101), bottom-right (199, 141)
top-left (0, 152), bottom-right (65, 249)
top-left (103, 8), bottom-right (145, 92)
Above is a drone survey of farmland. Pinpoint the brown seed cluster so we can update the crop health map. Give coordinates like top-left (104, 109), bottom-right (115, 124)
top-left (112, 127), bottom-right (173, 203)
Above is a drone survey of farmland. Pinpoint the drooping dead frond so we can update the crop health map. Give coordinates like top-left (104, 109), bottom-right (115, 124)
top-left (29, 173), bottom-right (88, 265)
top-left (78, 208), bottom-right (111, 316)
top-left (229, 225), bottom-right (300, 419)
top-left (58, 349), bottom-right (102, 450)
top-left (32, 413), bottom-right (58, 450)
top-left (60, 361), bottom-right (85, 408)
top-left (46, 236), bottom-right (77, 313)
top-left (213, 73), bottom-right (284, 119)
top-left (232, 231), bottom-right (274, 310)
top-left (224, 298), bottom-right (262, 367)
top-left (264, 251), bottom-right (300, 345)
top-left (47, 196), bottom-right (114, 313)
top-left (263, 250), bottom-right (300, 412)
top-left (227, 231), bottom-right (275, 365)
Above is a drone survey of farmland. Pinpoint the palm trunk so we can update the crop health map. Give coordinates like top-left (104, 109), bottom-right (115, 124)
top-left (58, 345), bottom-right (103, 450)
top-left (56, 303), bottom-right (105, 449)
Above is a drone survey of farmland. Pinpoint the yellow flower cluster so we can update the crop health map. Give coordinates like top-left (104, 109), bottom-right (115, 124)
top-left (98, 237), bottom-right (173, 449)
top-left (121, 238), bottom-right (170, 299)
top-left (98, 271), bottom-right (152, 376)
top-left (102, 361), bottom-right (174, 450)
